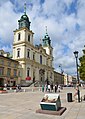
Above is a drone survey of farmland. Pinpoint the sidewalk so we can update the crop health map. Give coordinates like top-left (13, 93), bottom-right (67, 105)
top-left (0, 87), bottom-right (85, 119)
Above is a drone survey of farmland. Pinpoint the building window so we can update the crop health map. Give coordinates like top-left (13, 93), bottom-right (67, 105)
top-left (8, 61), bottom-right (11, 67)
top-left (33, 53), bottom-right (35, 60)
top-left (18, 71), bottom-right (21, 77)
top-left (17, 48), bottom-right (20, 57)
top-left (40, 55), bottom-right (42, 64)
top-left (28, 35), bottom-right (30, 42)
top-left (0, 67), bottom-right (4, 75)
top-left (0, 60), bottom-right (4, 65)
top-left (14, 64), bottom-right (17, 68)
top-left (18, 33), bottom-right (21, 40)
top-left (17, 51), bottom-right (20, 57)
top-left (27, 69), bottom-right (29, 77)
top-left (27, 49), bottom-right (30, 58)
top-left (14, 69), bottom-right (17, 76)
top-left (7, 68), bottom-right (11, 76)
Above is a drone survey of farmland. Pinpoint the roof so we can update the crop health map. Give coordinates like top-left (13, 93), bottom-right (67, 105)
top-left (0, 55), bottom-right (19, 63)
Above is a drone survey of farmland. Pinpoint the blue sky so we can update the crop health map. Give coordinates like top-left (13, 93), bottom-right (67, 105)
top-left (0, 0), bottom-right (85, 76)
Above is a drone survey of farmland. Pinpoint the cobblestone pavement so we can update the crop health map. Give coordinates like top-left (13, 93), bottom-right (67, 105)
top-left (0, 87), bottom-right (85, 119)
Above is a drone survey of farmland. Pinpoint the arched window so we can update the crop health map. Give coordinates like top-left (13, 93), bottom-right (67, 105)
top-left (18, 33), bottom-right (21, 40)
top-left (40, 55), bottom-right (42, 64)
top-left (27, 49), bottom-right (30, 58)
top-left (33, 53), bottom-right (35, 60)
top-left (28, 35), bottom-right (30, 42)
top-left (27, 67), bottom-right (30, 77)
top-left (17, 48), bottom-right (20, 57)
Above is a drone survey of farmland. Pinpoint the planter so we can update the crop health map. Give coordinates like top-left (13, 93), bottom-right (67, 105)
top-left (0, 90), bottom-right (8, 94)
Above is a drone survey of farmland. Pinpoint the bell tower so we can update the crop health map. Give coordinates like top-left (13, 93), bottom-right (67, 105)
top-left (13, 3), bottom-right (34, 80)
top-left (42, 26), bottom-right (53, 57)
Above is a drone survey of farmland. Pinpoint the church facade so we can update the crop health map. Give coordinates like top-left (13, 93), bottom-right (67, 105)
top-left (13, 5), bottom-right (54, 85)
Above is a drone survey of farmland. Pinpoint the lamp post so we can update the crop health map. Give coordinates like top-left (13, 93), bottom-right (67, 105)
top-left (73, 51), bottom-right (80, 102)
top-left (59, 64), bottom-right (64, 84)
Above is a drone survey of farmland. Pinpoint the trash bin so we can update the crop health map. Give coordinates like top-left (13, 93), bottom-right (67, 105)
top-left (67, 93), bottom-right (72, 102)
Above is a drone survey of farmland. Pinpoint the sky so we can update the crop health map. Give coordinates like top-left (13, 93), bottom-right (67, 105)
top-left (0, 0), bottom-right (85, 76)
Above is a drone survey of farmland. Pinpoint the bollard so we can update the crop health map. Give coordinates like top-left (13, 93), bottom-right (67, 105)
top-left (32, 88), bottom-right (34, 92)
top-left (23, 89), bottom-right (26, 92)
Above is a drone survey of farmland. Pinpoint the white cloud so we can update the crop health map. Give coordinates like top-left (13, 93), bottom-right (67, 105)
top-left (0, 1), bottom-right (20, 45)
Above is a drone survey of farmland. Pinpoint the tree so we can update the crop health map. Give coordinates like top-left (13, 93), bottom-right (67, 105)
top-left (79, 47), bottom-right (85, 81)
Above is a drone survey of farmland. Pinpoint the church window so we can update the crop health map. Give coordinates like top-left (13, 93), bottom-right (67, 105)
top-left (18, 33), bottom-right (21, 40)
top-left (40, 55), bottom-right (42, 64)
top-left (33, 53), bottom-right (35, 60)
top-left (27, 68), bottom-right (30, 77)
top-left (28, 35), bottom-right (30, 42)
top-left (27, 49), bottom-right (30, 58)
top-left (17, 51), bottom-right (20, 57)
top-left (17, 48), bottom-right (20, 57)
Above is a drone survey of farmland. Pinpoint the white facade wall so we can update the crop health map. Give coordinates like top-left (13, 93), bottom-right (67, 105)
top-left (26, 31), bottom-right (33, 45)
top-left (43, 47), bottom-right (50, 55)
top-left (13, 27), bottom-right (54, 83)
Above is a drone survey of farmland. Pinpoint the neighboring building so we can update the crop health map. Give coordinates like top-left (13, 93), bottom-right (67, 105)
top-left (54, 71), bottom-right (64, 84)
top-left (0, 50), bottom-right (10, 57)
top-left (64, 73), bottom-right (76, 85)
top-left (13, 4), bottom-right (54, 85)
top-left (0, 55), bottom-right (20, 86)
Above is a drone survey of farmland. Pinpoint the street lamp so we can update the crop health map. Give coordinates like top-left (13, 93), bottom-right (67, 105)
top-left (59, 64), bottom-right (64, 84)
top-left (73, 51), bottom-right (80, 102)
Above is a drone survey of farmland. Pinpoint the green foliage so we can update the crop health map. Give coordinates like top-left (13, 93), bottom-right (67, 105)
top-left (0, 87), bottom-right (3, 90)
top-left (79, 49), bottom-right (85, 81)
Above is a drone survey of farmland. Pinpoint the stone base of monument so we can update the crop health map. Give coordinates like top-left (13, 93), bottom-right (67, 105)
top-left (36, 94), bottom-right (66, 115)
top-left (36, 107), bottom-right (66, 116)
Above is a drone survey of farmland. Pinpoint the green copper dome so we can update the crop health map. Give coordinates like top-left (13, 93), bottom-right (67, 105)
top-left (20, 14), bottom-right (29, 21)
top-left (42, 32), bottom-right (51, 47)
top-left (18, 3), bottom-right (31, 30)
top-left (44, 33), bottom-right (49, 39)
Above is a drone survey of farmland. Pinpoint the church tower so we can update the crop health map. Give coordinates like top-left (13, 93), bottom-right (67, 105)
top-left (13, 3), bottom-right (34, 81)
top-left (42, 26), bottom-right (53, 57)
top-left (42, 26), bottom-right (54, 80)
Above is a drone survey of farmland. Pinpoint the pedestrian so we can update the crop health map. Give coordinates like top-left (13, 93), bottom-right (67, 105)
top-left (54, 84), bottom-right (57, 93)
top-left (57, 85), bottom-right (61, 92)
top-left (74, 85), bottom-right (78, 100)
top-left (42, 85), bottom-right (44, 92)
top-left (48, 84), bottom-right (50, 92)
top-left (44, 84), bottom-right (48, 92)
top-left (50, 83), bottom-right (53, 92)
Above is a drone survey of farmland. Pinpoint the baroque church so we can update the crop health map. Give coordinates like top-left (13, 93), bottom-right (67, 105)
top-left (13, 4), bottom-right (54, 85)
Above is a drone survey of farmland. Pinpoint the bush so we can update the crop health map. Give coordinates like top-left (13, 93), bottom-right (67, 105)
top-left (0, 87), bottom-right (3, 90)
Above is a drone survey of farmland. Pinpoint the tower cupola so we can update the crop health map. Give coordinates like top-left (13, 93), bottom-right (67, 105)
top-left (42, 26), bottom-right (51, 47)
top-left (18, 3), bottom-right (31, 30)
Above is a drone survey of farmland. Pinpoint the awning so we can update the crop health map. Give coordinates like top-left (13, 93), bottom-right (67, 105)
top-left (26, 77), bottom-right (31, 80)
